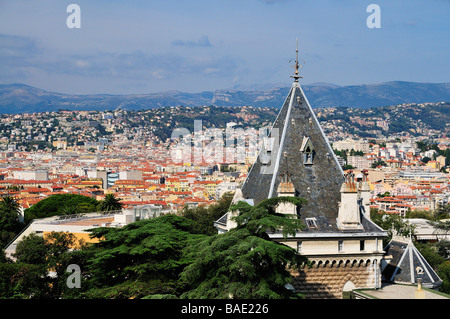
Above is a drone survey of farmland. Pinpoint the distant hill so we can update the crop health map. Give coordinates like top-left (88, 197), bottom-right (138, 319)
top-left (212, 81), bottom-right (450, 109)
top-left (0, 84), bottom-right (213, 114)
top-left (0, 81), bottom-right (449, 114)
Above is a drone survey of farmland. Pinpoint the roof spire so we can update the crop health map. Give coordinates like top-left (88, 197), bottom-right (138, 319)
top-left (291, 38), bottom-right (302, 82)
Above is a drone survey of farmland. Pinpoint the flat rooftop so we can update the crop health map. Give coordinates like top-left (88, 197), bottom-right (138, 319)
top-left (60, 217), bottom-right (114, 226)
top-left (356, 283), bottom-right (449, 299)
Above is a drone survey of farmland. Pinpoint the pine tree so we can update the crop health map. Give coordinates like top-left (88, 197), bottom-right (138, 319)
top-left (179, 196), bottom-right (308, 299)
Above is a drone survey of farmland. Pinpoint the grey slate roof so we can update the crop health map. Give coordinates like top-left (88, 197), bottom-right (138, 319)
top-left (218, 73), bottom-right (386, 238)
top-left (242, 82), bottom-right (344, 210)
top-left (382, 239), bottom-right (442, 288)
top-left (213, 212), bottom-right (228, 229)
top-left (239, 80), bottom-right (355, 233)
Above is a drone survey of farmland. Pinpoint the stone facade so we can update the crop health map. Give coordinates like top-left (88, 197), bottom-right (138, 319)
top-left (291, 259), bottom-right (380, 299)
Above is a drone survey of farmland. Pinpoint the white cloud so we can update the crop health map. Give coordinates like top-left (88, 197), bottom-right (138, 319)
top-left (0, 33), bottom-right (41, 80)
top-left (0, 33), bottom-right (240, 84)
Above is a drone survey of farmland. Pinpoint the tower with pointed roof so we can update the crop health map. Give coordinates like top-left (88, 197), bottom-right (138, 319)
top-left (382, 230), bottom-right (442, 288)
top-left (215, 41), bottom-right (388, 298)
top-left (230, 39), bottom-right (345, 229)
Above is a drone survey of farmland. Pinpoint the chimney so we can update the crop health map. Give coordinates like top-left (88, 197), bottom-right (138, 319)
top-left (337, 171), bottom-right (363, 230)
top-left (276, 173), bottom-right (297, 215)
top-left (358, 170), bottom-right (372, 220)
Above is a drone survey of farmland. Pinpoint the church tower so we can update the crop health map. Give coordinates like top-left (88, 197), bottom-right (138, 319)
top-left (217, 41), bottom-right (388, 299)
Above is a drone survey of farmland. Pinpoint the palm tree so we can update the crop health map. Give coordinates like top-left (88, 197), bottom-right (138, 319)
top-left (60, 205), bottom-right (79, 216)
top-left (0, 196), bottom-right (23, 240)
top-left (1, 195), bottom-right (21, 214)
top-left (98, 194), bottom-right (123, 213)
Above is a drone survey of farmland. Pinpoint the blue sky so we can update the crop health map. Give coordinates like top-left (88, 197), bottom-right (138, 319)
top-left (0, 0), bottom-right (449, 94)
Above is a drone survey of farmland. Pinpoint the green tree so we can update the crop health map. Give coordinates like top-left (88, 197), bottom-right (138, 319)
top-left (437, 261), bottom-right (450, 294)
top-left (24, 194), bottom-right (100, 223)
top-left (415, 242), bottom-right (445, 270)
top-left (0, 262), bottom-right (47, 298)
top-left (98, 193), bottom-right (123, 212)
top-left (13, 233), bottom-right (47, 265)
top-left (1, 195), bottom-right (21, 214)
top-left (180, 192), bottom-right (233, 235)
top-left (75, 215), bottom-right (207, 299)
top-left (377, 191), bottom-right (391, 198)
top-left (44, 231), bottom-right (83, 298)
top-left (436, 240), bottom-right (450, 260)
top-left (76, 202), bottom-right (97, 213)
top-left (370, 208), bottom-right (412, 245)
top-left (179, 196), bottom-right (308, 299)
top-left (0, 196), bottom-right (24, 247)
top-left (372, 160), bottom-right (387, 168)
top-left (434, 202), bottom-right (450, 220)
top-left (60, 205), bottom-right (79, 216)
top-left (1, 231), bottom-right (83, 299)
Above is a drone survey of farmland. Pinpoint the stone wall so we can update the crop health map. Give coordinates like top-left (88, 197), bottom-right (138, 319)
top-left (290, 259), bottom-right (379, 299)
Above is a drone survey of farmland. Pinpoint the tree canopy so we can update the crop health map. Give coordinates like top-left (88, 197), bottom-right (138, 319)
top-left (0, 196), bottom-right (24, 247)
top-left (73, 214), bottom-right (207, 299)
top-left (1, 231), bottom-right (84, 299)
top-left (0, 194), bottom-right (362, 299)
top-left (179, 196), bottom-right (307, 299)
top-left (24, 194), bottom-right (100, 223)
top-left (97, 193), bottom-right (123, 212)
top-left (180, 191), bottom-right (234, 235)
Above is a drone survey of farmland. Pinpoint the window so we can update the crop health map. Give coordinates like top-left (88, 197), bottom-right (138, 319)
top-left (260, 151), bottom-right (271, 165)
top-left (260, 137), bottom-right (274, 165)
top-left (263, 137), bottom-right (274, 152)
top-left (360, 240), bottom-right (365, 251)
top-left (306, 218), bottom-right (317, 229)
top-left (338, 240), bottom-right (344, 252)
top-left (300, 137), bottom-right (314, 165)
top-left (297, 241), bottom-right (302, 253)
top-left (304, 147), bottom-right (314, 165)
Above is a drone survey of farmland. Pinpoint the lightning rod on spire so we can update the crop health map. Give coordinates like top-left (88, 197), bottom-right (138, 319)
top-left (291, 38), bottom-right (302, 81)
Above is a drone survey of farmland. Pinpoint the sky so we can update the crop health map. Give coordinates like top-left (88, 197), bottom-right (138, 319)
top-left (0, 0), bottom-right (449, 94)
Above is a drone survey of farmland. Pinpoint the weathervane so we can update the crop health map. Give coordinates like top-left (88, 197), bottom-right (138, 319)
top-left (291, 38), bottom-right (304, 81)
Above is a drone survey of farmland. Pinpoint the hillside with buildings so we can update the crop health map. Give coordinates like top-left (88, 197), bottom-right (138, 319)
top-left (0, 101), bottom-right (448, 153)
top-left (0, 101), bottom-right (448, 216)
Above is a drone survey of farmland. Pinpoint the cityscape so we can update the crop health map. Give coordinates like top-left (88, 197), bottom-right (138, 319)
top-left (0, 102), bottom-right (449, 217)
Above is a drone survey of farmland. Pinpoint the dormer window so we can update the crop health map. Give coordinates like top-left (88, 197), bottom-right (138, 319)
top-left (306, 217), bottom-right (317, 229)
top-left (260, 137), bottom-right (274, 165)
top-left (300, 137), bottom-right (315, 165)
top-left (260, 152), bottom-right (271, 165)
top-left (304, 146), bottom-right (314, 165)
top-left (263, 137), bottom-right (274, 153)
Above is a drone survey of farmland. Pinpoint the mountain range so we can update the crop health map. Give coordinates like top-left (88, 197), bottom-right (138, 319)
top-left (0, 81), bottom-right (449, 114)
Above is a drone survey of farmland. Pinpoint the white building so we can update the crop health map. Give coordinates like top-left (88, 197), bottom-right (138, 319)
top-left (119, 170), bottom-right (143, 180)
top-left (13, 170), bottom-right (49, 181)
top-left (347, 156), bottom-right (372, 170)
top-left (333, 139), bottom-right (370, 153)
